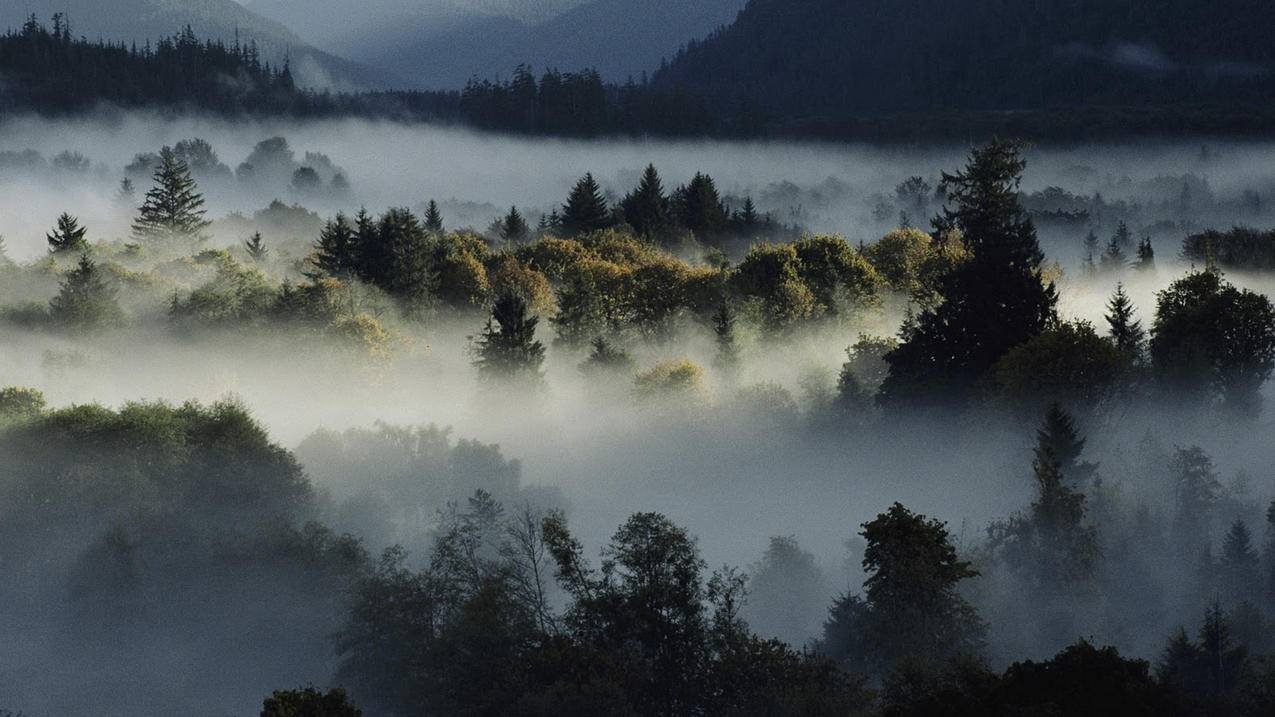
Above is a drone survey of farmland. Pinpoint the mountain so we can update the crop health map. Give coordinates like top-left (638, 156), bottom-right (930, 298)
top-left (652, 0), bottom-right (1275, 125)
top-left (299, 0), bottom-right (745, 89)
top-left (0, 0), bottom-right (384, 89)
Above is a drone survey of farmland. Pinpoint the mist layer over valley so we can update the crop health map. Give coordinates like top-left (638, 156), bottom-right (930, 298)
top-left (4, 114), bottom-right (1275, 715)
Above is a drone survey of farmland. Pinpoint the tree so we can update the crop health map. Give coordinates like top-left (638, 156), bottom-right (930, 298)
top-left (579, 336), bottom-right (635, 377)
top-left (1033, 402), bottom-right (1096, 486)
top-left (820, 503), bottom-right (985, 675)
top-left (423, 199), bottom-right (444, 233)
top-left (1171, 446), bottom-right (1222, 550)
top-left (711, 304), bottom-right (739, 374)
top-left (1137, 236), bottom-right (1156, 271)
top-left (620, 164), bottom-right (672, 240)
top-left (560, 173), bottom-right (610, 236)
top-left (1151, 270), bottom-right (1275, 416)
top-left (244, 232), bottom-right (268, 261)
top-left (991, 320), bottom-right (1127, 411)
top-left (1082, 229), bottom-right (1100, 274)
top-left (674, 172), bottom-right (729, 242)
top-left (473, 293), bottom-right (545, 383)
top-left (131, 145), bottom-right (210, 242)
top-left (46, 212), bottom-right (88, 253)
top-left (498, 205), bottom-right (530, 243)
top-left (1219, 520), bottom-right (1260, 606)
top-left (115, 176), bottom-right (136, 206)
top-left (48, 254), bottom-right (124, 329)
top-left (1100, 234), bottom-right (1128, 272)
top-left (375, 208), bottom-right (435, 308)
top-left (880, 140), bottom-right (1057, 409)
top-left (311, 214), bottom-right (359, 279)
top-left (1106, 283), bottom-right (1146, 361)
top-left (744, 535), bottom-right (829, 646)
top-left (260, 686), bottom-right (362, 717)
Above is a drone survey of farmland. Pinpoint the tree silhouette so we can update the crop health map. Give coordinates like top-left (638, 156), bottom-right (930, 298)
top-left (498, 205), bottom-right (530, 243)
top-left (560, 173), bottom-right (610, 236)
top-left (46, 212), bottom-right (88, 253)
top-left (473, 293), bottom-right (545, 382)
top-left (48, 254), bottom-right (124, 329)
top-left (1105, 283), bottom-right (1146, 361)
top-left (423, 200), bottom-right (444, 234)
top-left (131, 146), bottom-right (210, 242)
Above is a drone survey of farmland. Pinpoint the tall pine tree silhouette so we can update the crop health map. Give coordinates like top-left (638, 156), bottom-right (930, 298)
top-left (620, 164), bottom-right (671, 239)
top-left (46, 212), bottom-right (88, 253)
top-left (423, 200), bottom-right (444, 234)
top-left (880, 140), bottom-right (1057, 408)
top-left (1105, 283), bottom-right (1145, 360)
top-left (131, 146), bottom-right (210, 242)
top-left (560, 173), bottom-right (610, 236)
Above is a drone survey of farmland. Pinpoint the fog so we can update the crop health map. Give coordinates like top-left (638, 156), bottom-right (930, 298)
top-left (3, 113), bottom-right (1275, 714)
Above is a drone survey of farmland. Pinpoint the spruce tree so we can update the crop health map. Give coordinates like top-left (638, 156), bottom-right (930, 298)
top-left (379, 208), bottom-right (434, 308)
top-left (735, 196), bottom-right (760, 228)
top-left (1100, 234), bottom-right (1127, 272)
top-left (674, 172), bottom-right (728, 241)
top-left (560, 173), bottom-right (610, 236)
top-left (579, 336), bottom-right (635, 377)
top-left (1112, 221), bottom-right (1134, 252)
top-left (115, 177), bottom-right (136, 206)
top-left (1105, 283), bottom-right (1145, 360)
top-left (131, 146), bottom-right (210, 242)
top-left (1219, 520), bottom-right (1259, 604)
top-left (498, 205), bottom-right (530, 243)
top-left (711, 304), bottom-right (739, 374)
top-left (880, 140), bottom-right (1057, 408)
top-left (620, 164), bottom-right (671, 239)
top-left (423, 200), bottom-right (444, 234)
top-left (1035, 402), bottom-right (1096, 486)
top-left (473, 293), bottom-right (545, 383)
top-left (244, 232), bottom-right (268, 261)
top-left (46, 212), bottom-right (88, 253)
top-left (1081, 230), bottom-right (1099, 274)
top-left (311, 213), bottom-right (359, 278)
top-left (48, 254), bottom-right (124, 329)
top-left (1136, 236), bottom-right (1156, 270)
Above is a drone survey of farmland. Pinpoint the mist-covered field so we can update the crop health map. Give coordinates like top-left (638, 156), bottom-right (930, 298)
top-left (3, 114), bottom-right (1275, 715)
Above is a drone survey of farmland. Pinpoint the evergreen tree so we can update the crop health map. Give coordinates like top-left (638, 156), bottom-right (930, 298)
top-left (1034, 402), bottom-right (1096, 486)
top-left (1112, 220), bottom-right (1134, 252)
top-left (312, 213), bottom-right (360, 278)
top-left (46, 212), bottom-right (88, 253)
top-left (1105, 283), bottom-right (1146, 360)
top-left (1100, 234), bottom-right (1127, 272)
top-left (674, 172), bottom-right (729, 242)
top-left (423, 199), bottom-right (444, 234)
top-left (378, 208), bottom-right (434, 308)
top-left (1082, 230), bottom-right (1100, 274)
top-left (1171, 446), bottom-right (1222, 550)
top-left (48, 254), bottom-right (124, 329)
top-left (131, 146), bottom-right (210, 242)
top-left (711, 304), bottom-right (739, 374)
top-left (1266, 500), bottom-right (1275, 603)
top-left (473, 293), bottom-right (545, 382)
top-left (734, 196), bottom-right (761, 229)
top-left (879, 140), bottom-right (1057, 408)
top-left (579, 336), bottom-right (635, 377)
top-left (619, 164), bottom-right (672, 240)
top-left (115, 177), bottom-right (135, 206)
top-left (1219, 520), bottom-right (1259, 605)
top-left (243, 232), bottom-right (268, 261)
top-left (1136, 236), bottom-right (1156, 270)
top-left (498, 206), bottom-right (530, 243)
top-left (551, 275), bottom-right (606, 350)
top-left (560, 173), bottom-right (610, 236)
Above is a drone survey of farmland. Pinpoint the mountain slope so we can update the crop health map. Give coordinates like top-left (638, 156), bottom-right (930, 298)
top-left (0, 0), bottom-right (383, 89)
top-left (338, 0), bottom-right (746, 89)
top-left (652, 0), bottom-right (1275, 121)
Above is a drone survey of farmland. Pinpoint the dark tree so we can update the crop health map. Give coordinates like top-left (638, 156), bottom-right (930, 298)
top-left (880, 140), bottom-right (1057, 408)
top-left (620, 163), bottom-right (673, 240)
top-left (1100, 234), bottom-right (1128, 272)
top-left (1105, 282), bottom-right (1146, 361)
top-left (1171, 446), bottom-right (1221, 550)
top-left (498, 205), bottom-right (530, 243)
top-left (674, 172), bottom-right (729, 242)
top-left (560, 173), bottom-right (610, 236)
top-left (473, 293), bottom-right (546, 383)
top-left (48, 254), bottom-right (124, 329)
top-left (711, 304), bottom-right (739, 374)
top-left (579, 336), bottom-right (635, 377)
top-left (423, 199), bottom-right (444, 234)
top-left (131, 145), bottom-right (210, 242)
top-left (244, 232), bottom-right (268, 261)
top-left (311, 214), bottom-right (359, 279)
top-left (260, 686), bottom-right (362, 717)
top-left (1136, 236), bottom-right (1156, 271)
top-left (1219, 520), bottom-right (1260, 605)
top-left (1082, 229), bottom-right (1100, 274)
top-left (46, 212), bottom-right (88, 253)
top-left (1034, 402), bottom-right (1096, 486)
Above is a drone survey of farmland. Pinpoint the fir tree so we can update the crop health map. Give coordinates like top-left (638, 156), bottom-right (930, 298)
top-left (673, 172), bottom-right (729, 242)
top-left (473, 293), bottom-right (545, 382)
top-left (880, 140), bottom-right (1057, 408)
top-left (499, 205), bottom-right (530, 243)
top-left (131, 146), bottom-right (210, 242)
top-left (1172, 446), bottom-right (1222, 549)
top-left (1219, 520), bottom-right (1259, 604)
top-left (711, 304), bottom-right (739, 374)
top-left (1100, 234), bottom-right (1127, 272)
top-left (48, 254), bottom-right (124, 329)
top-left (579, 336), bottom-right (635, 377)
top-left (561, 173), bottom-right (610, 236)
top-left (115, 177), bottom-right (136, 206)
top-left (311, 213), bottom-right (359, 278)
top-left (1082, 230), bottom-right (1100, 274)
top-left (1112, 220), bottom-right (1134, 252)
top-left (1136, 236), bottom-right (1156, 270)
top-left (734, 196), bottom-right (760, 228)
top-left (1105, 283), bottom-right (1145, 360)
top-left (244, 232), bottom-right (268, 261)
top-left (423, 200), bottom-right (444, 234)
top-left (1034, 402), bottom-right (1096, 486)
top-left (46, 212), bottom-right (88, 253)
top-left (620, 164), bottom-right (671, 239)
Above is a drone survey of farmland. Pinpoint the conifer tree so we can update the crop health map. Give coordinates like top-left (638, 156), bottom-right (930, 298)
top-left (423, 200), bottom-right (444, 234)
top-left (620, 164), bottom-right (671, 239)
top-left (1100, 234), bottom-right (1127, 272)
top-left (1105, 283), bottom-right (1145, 360)
top-left (1266, 500), bottom-right (1275, 603)
top-left (379, 208), bottom-right (434, 308)
top-left (1112, 220), bottom-right (1134, 252)
top-left (561, 173), bottom-right (610, 236)
top-left (1219, 520), bottom-right (1259, 604)
top-left (46, 212), bottom-right (88, 253)
top-left (579, 336), bottom-right (635, 377)
top-left (244, 232), bottom-right (268, 261)
top-left (131, 146), bottom-right (210, 242)
top-left (674, 172), bottom-right (729, 241)
top-left (499, 206), bottom-right (530, 243)
top-left (311, 213), bottom-right (359, 278)
top-left (1034, 402), bottom-right (1096, 486)
top-left (48, 254), bottom-right (124, 329)
top-left (1136, 236), bottom-right (1156, 270)
top-left (711, 304), bottom-right (739, 374)
top-left (880, 140), bottom-right (1057, 408)
top-left (115, 177), bottom-right (135, 206)
top-left (1081, 230), bottom-right (1100, 274)
top-left (473, 293), bottom-right (545, 382)
top-left (1172, 446), bottom-right (1221, 549)
top-left (734, 196), bottom-right (761, 228)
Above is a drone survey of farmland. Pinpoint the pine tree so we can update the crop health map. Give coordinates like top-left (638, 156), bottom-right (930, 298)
top-left (1081, 230), bottom-right (1099, 274)
top-left (561, 173), bottom-right (610, 236)
top-left (1266, 500), bottom-right (1275, 603)
top-left (499, 205), bottom-right (530, 243)
top-left (46, 212), bottom-right (88, 253)
top-left (48, 254), bottom-right (124, 329)
top-left (735, 196), bottom-right (760, 229)
top-left (115, 177), bottom-right (136, 206)
top-left (711, 304), bottom-right (739, 374)
top-left (1136, 236), bottom-right (1156, 270)
top-left (620, 164), bottom-right (671, 239)
top-left (1219, 520), bottom-right (1259, 604)
top-left (673, 172), bottom-right (728, 242)
top-left (1100, 234), bottom-right (1127, 272)
top-left (244, 232), bottom-right (268, 261)
top-left (473, 293), bottom-right (545, 382)
top-left (379, 208), bottom-right (434, 308)
top-left (423, 200), bottom-right (444, 234)
top-left (1112, 221), bottom-right (1134, 252)
top-left (311, 213), bottom-right (359, 278)
top-left (1105, 283), bottom-right (1145, 360)
top-left (1034, 402), bottom-right (1096, 486)
top-left (880, 140), bottom-right (1057, 408)
top-left (1172, 446), bottom-right (1222, 549)
top-left (131, 146), bottom-right (210, 242)
top-left (579, 336), bottom-right (635, 377)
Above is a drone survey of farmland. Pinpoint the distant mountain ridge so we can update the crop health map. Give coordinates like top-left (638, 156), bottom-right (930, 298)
top-left (651, 0), bottom-right (1275, 125)
top-left (1, 0), bottom-right (384, 89)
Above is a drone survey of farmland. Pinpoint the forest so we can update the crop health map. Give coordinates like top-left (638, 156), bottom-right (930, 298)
top-left (3, 106), bottom-right (1275, 715)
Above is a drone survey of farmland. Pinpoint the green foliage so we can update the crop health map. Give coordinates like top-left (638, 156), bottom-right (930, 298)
top-left (633, 358), bottom-right (706, 404)
top-left (423, 200), bottom-right (444, 233)
top-left (261, 687), bottom-right (362, 717)
top-left (473, 293), bottom-right (546, 383)
top-left (48, 254), bottom-right (125, 330)
top-left (0, 386), bottom-right (46, 424)
top-left (673, 172), bottom-right (729, 244)
top-left (620, 164), bottom-right (673, 241)
top-left (580, 336), bottom-right (635, 378)
top-left (244, 231), bottom-right (269, 261)
top-left (1106, 283), bottom-right (1146, 361)
top-left (561, 173), bottom-right (611, 236)
top-left (991, 320), bottom-right (1128, 411)
top-left (499, 205), bottom-right (530, 243)
top-left (131, 145), bottom-right (211, 242)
